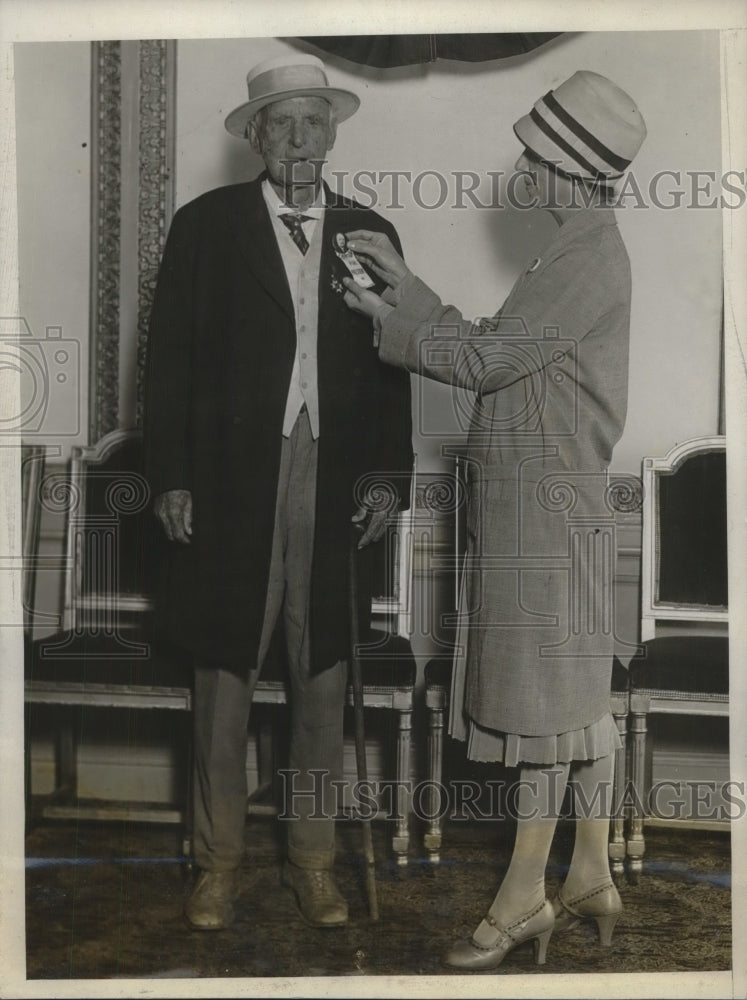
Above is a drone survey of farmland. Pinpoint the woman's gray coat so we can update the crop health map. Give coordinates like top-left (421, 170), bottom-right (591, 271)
top-left (378, 207), bottom-right (631, 737)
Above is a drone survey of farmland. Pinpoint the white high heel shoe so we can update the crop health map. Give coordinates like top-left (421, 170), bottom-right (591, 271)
top-left (444, 898), bottom-right (555, 971)
top-left (552, 882), bottom-right (622, 946)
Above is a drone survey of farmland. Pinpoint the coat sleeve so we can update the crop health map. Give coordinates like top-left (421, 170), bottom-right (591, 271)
top-left (377, 245), bottom-right (616, 398)
top-left (142, 205), bottom-right (196, 499)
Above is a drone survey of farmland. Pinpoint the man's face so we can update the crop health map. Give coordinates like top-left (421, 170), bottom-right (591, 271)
top-left (249, 96), bottom-right (337, 197)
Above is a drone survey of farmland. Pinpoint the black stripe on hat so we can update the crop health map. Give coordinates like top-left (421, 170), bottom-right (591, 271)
top-left (543, 91), bottom-right (631, 172)
top-left (529, 107), bottom-right (603, 178)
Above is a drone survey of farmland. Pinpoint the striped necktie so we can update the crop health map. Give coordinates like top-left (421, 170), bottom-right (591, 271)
top-left (280, 213), bottom-right (312, 255)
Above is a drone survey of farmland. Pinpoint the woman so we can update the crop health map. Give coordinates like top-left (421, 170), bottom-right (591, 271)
top-left (342, 71), bottom-right (646, 970)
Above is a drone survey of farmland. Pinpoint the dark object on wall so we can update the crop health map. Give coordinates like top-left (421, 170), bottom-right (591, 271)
top-left (300, 33), bottom-right (562, 69)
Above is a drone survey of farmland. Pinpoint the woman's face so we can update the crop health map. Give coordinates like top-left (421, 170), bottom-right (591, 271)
top-left (515, 149), bottom-right (575, 211)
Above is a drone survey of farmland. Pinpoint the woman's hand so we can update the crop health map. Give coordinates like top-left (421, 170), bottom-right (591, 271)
top-left (342, 278), bottom-right (387, 320)
top-left (345, 230), bottom-right (410, 289)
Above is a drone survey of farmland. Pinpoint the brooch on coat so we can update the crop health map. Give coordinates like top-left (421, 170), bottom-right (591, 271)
top-left (527, 256), bottom-right (542, 273)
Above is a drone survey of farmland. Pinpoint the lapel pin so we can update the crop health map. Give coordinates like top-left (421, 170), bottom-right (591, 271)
top-left (333, 233), bottom-right (375, 289)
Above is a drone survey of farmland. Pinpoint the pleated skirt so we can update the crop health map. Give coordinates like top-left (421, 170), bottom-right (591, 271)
top-left (448, 564), bottom-right (622, 767)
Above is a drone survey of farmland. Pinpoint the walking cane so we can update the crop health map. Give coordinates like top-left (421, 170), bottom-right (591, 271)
top-left (348, 525), bottom-right (380, 922)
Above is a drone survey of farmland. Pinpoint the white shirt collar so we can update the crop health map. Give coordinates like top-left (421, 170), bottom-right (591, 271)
top-left (262, 178), bottom-right (326, 220)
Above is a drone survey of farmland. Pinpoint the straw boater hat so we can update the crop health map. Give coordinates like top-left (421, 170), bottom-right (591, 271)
top-left (513, 70), bottom-right (646, 180)
top-left (225, 54), bottom-right (360, 138)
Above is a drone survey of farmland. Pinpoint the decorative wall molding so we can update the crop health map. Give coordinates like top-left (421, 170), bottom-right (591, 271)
top-left (89, 41), bottom-right (122, 443)
top-left (136, 40), bottom-right (176, 428)
top-left (88, 39), bottom-right (176, 440)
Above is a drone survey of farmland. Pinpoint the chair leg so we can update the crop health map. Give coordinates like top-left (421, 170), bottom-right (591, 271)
top-left (608, 698), bottom-right (628, 877)
top-left (256, 717), bottom-right (276, 800)
top-left (627, 697), bottom-right (649, 879)
top-left (182, 719), bottom-right (194, 865)
top-left (424, 700), bottom-right (445, 864)
top-left (392, 707), bottom-right (412, 866)
top-left (56, 708), bottom-right (77, 802)
top-left (24, 700), bottom-right (34, 832)
top-left (38, 707), bottom-right (78, 821)
top-left (182, 817), bottom-right (194, 862)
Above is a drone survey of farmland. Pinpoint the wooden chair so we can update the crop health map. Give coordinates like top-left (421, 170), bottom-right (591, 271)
top-left (626, 436), bottom-right (728, 875)
top-left (25, 430), bottom-right (193, 838)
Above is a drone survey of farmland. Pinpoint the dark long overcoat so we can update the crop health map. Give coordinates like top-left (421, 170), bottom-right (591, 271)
top-left (144, 176), bottom-right (412, 674)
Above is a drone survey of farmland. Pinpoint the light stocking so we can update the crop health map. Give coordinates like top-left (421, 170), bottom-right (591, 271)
top-left (472, 762), bottom-right (569, 946)
top-left (562, 750), bottom-right (616, 898)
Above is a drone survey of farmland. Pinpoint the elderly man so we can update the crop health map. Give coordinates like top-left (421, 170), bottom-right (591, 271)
top-left (144, 54), bottom-right (412, 931)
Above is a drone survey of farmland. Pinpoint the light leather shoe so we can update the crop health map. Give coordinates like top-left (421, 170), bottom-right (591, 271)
top-left (281, 861), bottom-right (348, 927)
top-left (444, 899), bottom-right (554, 971)
top-left (184, 869), bottom-right (239, 930)
top-left (552, 881), bottom-right (622, 945)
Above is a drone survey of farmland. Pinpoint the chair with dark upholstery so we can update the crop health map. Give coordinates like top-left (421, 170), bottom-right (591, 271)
top-left (626, 436), bottom-right (728, 875)
top-left (24, 429), bottom-right (193, 837)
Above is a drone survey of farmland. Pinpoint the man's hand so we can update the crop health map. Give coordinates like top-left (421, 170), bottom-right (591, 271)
top-left (154, 489), bottom-right (193, 544)
top-left (342, 279), bottom-right (387, 320)
top-left (345, 230), bottom-right (410, 288)
top-left (351, 506), bottom-right (388, 549)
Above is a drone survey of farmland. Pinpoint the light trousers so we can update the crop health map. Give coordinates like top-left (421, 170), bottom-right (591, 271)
top-left (192, 409), bottom-right (347, 872)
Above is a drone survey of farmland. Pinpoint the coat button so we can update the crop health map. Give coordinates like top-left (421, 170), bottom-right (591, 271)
top-left (233, 416), bottom-right (242, 425)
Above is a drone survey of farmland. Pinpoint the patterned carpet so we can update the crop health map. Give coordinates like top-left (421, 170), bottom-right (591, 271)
top-left (24, 814), bottom-right (731, 981)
